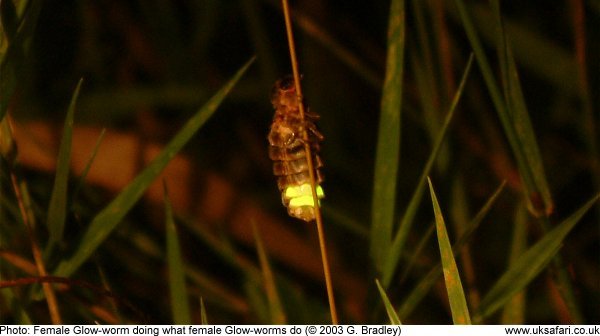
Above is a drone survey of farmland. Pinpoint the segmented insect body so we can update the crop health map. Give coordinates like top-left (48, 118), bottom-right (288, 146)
top-left (268, 76), bottom-right (324, 222)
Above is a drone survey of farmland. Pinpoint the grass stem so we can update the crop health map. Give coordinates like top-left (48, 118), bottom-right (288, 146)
top-left (281, 0), bottom-right (339, 324)
top-left (10, 172), bottom-right (62, 324)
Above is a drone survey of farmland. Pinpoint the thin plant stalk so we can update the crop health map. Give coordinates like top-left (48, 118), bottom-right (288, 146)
top-left (281, 0), bottom-right (339, 324)
top-left (10, 173), bottom-right (62, 324)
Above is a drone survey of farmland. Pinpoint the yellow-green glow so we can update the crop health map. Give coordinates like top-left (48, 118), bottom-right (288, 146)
top-left (289, 195), bottom-right (316, 207)
top-left (284, 184), bottom-right (324, 207)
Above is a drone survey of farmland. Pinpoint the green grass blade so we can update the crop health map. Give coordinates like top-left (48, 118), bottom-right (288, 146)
top-left (164, 184), bottom-right (191, 324)
top-left (375, 279), bottom-right (401, 325)
top-left (491, 0), bottom-right (552, 216)
top-left (398, 181), bottom-right (506, 319)
top-left (501, 201), bottom-right (527, 324)
top-left (454, 0), bottom-right (552, 216)
top-left (428, 178), bottom-right (471, 324)
top-left (53, 57), bottom-right (254, 277)
top-left (474, 193), bottom-right (600, 322)
top-left (46, 79), bottom-right (83, 251)
top-left (370, 0), bottom-right (405, 272)
top-left (382, 55), bottom-right (474, 287)
top-left (252, 220), bottom-right (286, 324)
top-left (490, 3), bottom-right (579, 321)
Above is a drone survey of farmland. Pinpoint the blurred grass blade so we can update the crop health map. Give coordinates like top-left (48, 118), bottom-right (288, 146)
top-left (501, 201), bottom-right (528, 324)
top-left (164, 184), bottom-right (191, 324)
top-left (72, 128), bottom-right (107, 201)
top-left (263, 0), bottom-right (381, 87)
top-left (0, 0), bottom-right (43, 120)
top-left (474, 193), bottom-right (600, 322)
top-left (241, 0), bottom-right (276, 86)
top-left (382, 55), bottom-right (474, 287)
top-left (291, 7), bottom-right (381, 88)
top-left (411, 50), bottom-right (443, 154)
top-left (181, 216), bottom-right (261, 282)
top-left (398, 181), bottom-right (506, 319)
top-left (323, 205), bottom-right (369, 238)
top-left (46, 79), bottom-right (83, 251)
top-left (95, 265), bottom-right (123, 323)
top-left (428, 178), bottom-right (471, 324)
top-left (244, 278), bottom-right (269, 323)
top-left (186, 267), bottom-right (248, 316)
top-left (411, 2), bottom-right (445, 165)
top-left (1, 0), bottom-right (19, 42)
top-left (252, 220), bottom-right (286, 324)
top-left (454, 0), bottom-right (552, 216)
top-left (375, 279), bottom-right (401, 325)
top-left (398, 223), bottom-right (434, 284)
top-left (54, 57), bottom-right (254, 277)
top-left (1, 289), bottom-right (32, 324)
top-left (200, 297), bottom-right (208, 325)
top-left (452, 3), bottom-right (578, 96)
top-left (370, 0), bottom-right (405, 272)
top-left (121, 222), bottom-right (249, 316)
top-left (0, 114), bottom-right (17, 164)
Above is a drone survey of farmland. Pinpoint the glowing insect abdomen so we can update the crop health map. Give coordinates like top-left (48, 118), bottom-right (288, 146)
top-left (268, 76), bottom-right (324, 222)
